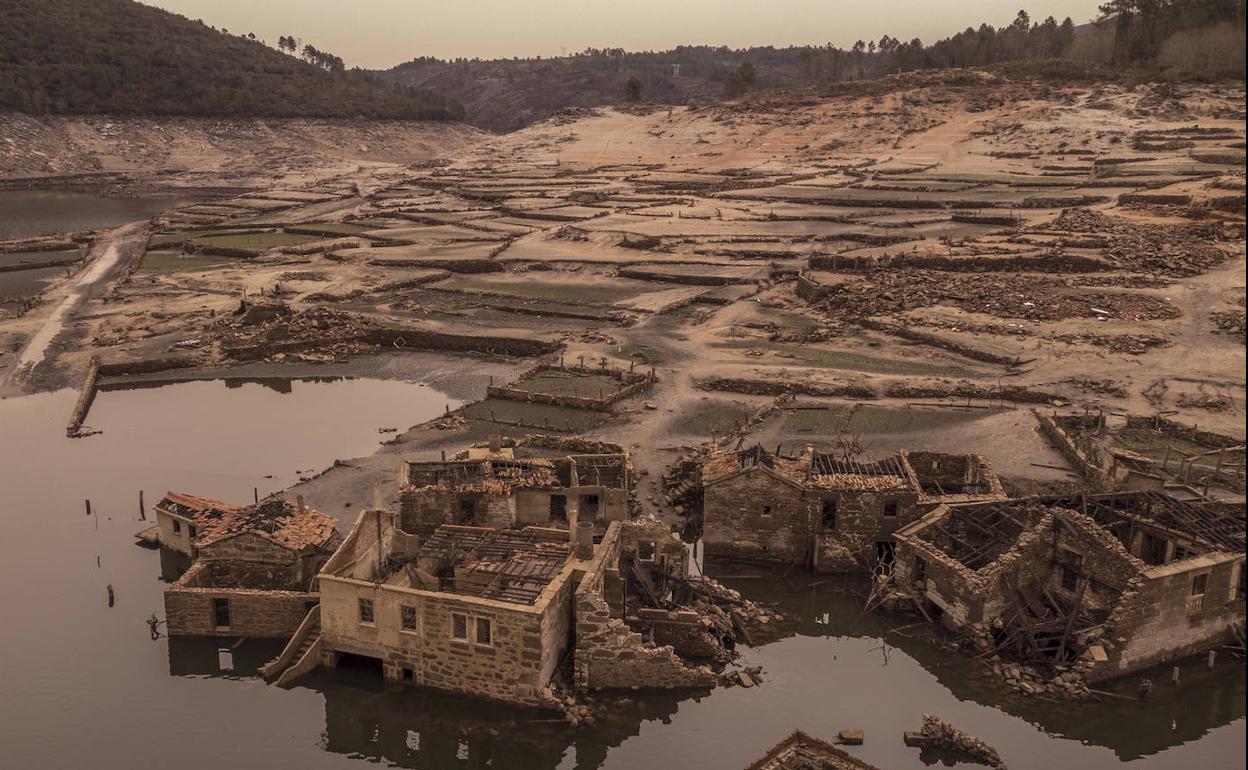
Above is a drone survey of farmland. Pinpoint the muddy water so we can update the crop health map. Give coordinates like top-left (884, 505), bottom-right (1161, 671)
top-left (0, 380), bottom-right (1243, 770)
top-left (0, 190), bottom-right (192, 239)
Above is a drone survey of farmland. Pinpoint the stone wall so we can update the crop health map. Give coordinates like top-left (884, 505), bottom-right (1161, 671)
top-left (1091, 551), bottom-right (1245, 682)
top-left (1035, 411), bottom-right (1115, 491)
top-left (628, 607), bottom-right (725, 660)
top-left (574, 590), bottom-right (715, 691)
top-left (399, 489), bottom-right (514, 534)
top-left (318, 542), bottom-right (578, 708)
top-left (197, 532), bottom-right (317, 590)
top-left (808, 489), bottom-right (921, 543)
top-left (573, 522), bottom-right (714, 691)
top-left (156, 510), bottom-right (196, 556)
top-left (164, 562), bottom-right (316, 638)
top-left (703, 468), bottom-right (808, 563)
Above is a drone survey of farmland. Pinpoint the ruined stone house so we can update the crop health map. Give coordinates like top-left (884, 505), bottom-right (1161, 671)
top-left (163, 496), bottom-right (340, 638)
top-left (701, 445), bottom-right (1005, 570)
top-left (893, 491), bottom-right (1246, 683)
top-left (399, 442), bottom-right (632, 537)
top-left (153, 491), bottom-right (243, 557)
top-left (311, 510), bottom-right (594, 706)
top-left (285, 508), bottom-right (716, 708)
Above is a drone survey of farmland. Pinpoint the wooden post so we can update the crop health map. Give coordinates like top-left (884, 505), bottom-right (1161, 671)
top-left (1171, 666), bottom-right (1181, 686)
top-left (85, 499), bottom-right (91, 516)
top-left (1208, 650), bottom-right (1217, 669)
top-left (139, 490), bottom-right (145, 520)
top-left (254, 487), bottom-right (259, 504)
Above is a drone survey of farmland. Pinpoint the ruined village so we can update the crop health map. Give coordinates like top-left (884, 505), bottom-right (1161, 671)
top-left (1, 2), bottom-right (1246, 769)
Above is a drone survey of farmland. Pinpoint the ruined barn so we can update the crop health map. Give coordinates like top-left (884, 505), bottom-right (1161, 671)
top-left (893, 491), bottom-right (1246, 682)
top-left (399, 442), bottom-right (631, 536)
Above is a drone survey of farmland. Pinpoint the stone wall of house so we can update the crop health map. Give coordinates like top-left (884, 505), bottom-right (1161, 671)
top-left (197, 532), bottom-right (307, 589)
top-left (164, 562), bottom-right (316, 638)
top-left (573, 522), bottom-right (713, 691)
top-left (807, 489), bottom-right (922, 554)
top-left (400, 490), bottom-right (515, 534)
top-left (516, 489), bottom-right (561, 526)
top-left (628, 608), bottom-right (725, 660)
top-left (1090, 552), bottom-right (1245, 682)
top-left (703, 469), bottom-right (807, 563)
top-left (156, 510), bottom-right (195, 556)
top-left (574, 590), bottom-right (715, 691)
top-left (399, 488), bottom-right (456, 536)
top-left (894, 532), bottom-right (985, 628)
top-left (318, 573), bottom-right (564, 707)
top-left (1044, 510), bottom-right (1143, 614)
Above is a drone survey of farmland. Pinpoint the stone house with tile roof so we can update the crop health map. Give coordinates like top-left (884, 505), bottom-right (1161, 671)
top-left (163, 495), bottom-right (341, 638)
top-left (701, 445), bottom-right (1006, 570)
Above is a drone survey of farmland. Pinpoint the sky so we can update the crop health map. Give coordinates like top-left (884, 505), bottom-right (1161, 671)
top-left (145, 0), bottom-right (1105, 70)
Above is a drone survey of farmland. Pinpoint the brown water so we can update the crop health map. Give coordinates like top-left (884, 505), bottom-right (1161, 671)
top-left (0, 378), bottom-right (1243, 770)
top-left (0, 190), bottom-right (194, 239)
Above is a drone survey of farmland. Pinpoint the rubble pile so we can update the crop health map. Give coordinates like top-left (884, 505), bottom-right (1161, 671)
top-left (213, 301), bottom-right (380, 362)
top-left (817, 269), bottom-right (1180, 323)
top-left (914, 714), bottom-right (1007, 769)
top-left (1211, 308), bottom-right (1246, 340)
top-left (1035, 207), bottom-right (1234, 277)
top-left (985, 656), bottom-right (1093, 699)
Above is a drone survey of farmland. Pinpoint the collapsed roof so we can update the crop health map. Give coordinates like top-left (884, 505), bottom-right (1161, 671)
top-left (157, 491), bottom-right (339, 552)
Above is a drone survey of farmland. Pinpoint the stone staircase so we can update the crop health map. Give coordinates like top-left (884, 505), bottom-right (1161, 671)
top-left (259, 604), bottom-right (322, 688)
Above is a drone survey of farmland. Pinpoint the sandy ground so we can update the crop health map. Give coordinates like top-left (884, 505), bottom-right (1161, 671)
top-left (2, 73), bottom-right (1244, 513)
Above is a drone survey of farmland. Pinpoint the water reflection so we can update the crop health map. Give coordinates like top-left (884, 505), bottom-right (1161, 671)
top-left (310, 662), bottom-right (690, 770)
top-left (715, 567), bottom-right (1247, 765)
top-left (167, 636), bottom-right (284, 680)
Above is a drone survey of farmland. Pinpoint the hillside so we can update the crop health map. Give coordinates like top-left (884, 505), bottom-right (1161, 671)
top-left (386, 4), bottom-right (1245, 131)
top-left (0, 0), bottom-right (463, 120)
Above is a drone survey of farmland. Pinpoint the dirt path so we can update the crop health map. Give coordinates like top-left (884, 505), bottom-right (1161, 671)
top-left (9, 222), bottom-right (146, 384)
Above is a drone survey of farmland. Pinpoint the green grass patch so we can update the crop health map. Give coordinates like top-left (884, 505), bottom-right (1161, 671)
top-left (189, 231), bottom-right (317, 252)
top-left (285, 222), bottom-right (373, 237)
top-left (510, 371), bottom-right (626, 398)
top-left (778, 404), bottom-right (998, 436)
top-left (435, 275), bottom-right (659, 305)
top-left (139, 251), bottom-right (234, 273)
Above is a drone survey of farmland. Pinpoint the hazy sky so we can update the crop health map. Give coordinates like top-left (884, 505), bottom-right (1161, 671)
top-left (145, 0), bottom-right (1104, 69)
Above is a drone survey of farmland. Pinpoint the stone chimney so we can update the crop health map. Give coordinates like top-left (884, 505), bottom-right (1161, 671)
top-left (296, 494), bottom-right (305, 512)
top-left (575, 520), bottom-right (595, 560)
top-left (489, 434), bottom-right (502, 454)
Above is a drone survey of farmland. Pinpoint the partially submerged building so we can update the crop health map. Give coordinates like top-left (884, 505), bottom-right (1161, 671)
top-left (701, 445), bottom-right (1005, 570)
top-left (400, 441), bottom-right (632, 537)
top-left (153, 491), bottom-right (244, 557)
top-left (163, 496), bottom-right (340, 638)
top-left (744, 731), bottom-right (882, 770)
top-left (893, 491), bottom-right (1246, 682)
top-left (270, 509), bottom-right (719, 706)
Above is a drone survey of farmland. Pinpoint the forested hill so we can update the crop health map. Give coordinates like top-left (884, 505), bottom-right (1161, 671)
top-left (386, 3), bottom-right (1245, 131)
top-left (0, 0), bottom-right (463, 120)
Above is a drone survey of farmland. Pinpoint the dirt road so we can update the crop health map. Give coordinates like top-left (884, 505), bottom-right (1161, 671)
top-left (10, 222), bottom-right (146, 384)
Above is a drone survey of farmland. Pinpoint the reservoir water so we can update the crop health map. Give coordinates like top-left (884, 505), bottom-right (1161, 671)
top-left (0, 189), bottom-right (194, 239)
top-left (0, 376), bottom-right (1242, 770)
